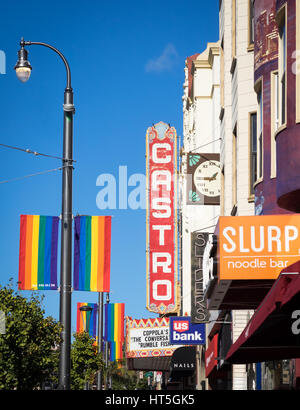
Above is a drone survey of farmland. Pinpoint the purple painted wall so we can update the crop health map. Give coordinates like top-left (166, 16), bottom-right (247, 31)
top-left (275, 0), bottom-right (300, 212)
top-left (254, 0), bottom-right (289, 215)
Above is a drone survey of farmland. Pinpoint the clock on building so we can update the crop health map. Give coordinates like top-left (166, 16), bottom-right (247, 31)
top-left (187, 153), bottom-right (221, 205)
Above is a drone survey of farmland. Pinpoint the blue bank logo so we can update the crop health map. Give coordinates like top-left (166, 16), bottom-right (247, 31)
top-left (170, 316), bottom-right (205, 345)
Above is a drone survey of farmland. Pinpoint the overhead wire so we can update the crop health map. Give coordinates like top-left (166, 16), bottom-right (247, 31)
top-left (0, 166), bottom-right (67, 185)
top-left (0, 142), bottom-right (76, 162)
top-left (188, 137), bottom-right (221, 153)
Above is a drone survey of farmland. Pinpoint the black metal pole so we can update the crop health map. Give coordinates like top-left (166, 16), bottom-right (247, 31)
top-left (16, 39), bottom-right (74, 390)
top-left (105, 293), bottom-right (110, 390)
top-left (59, 88), bottom-right (74, 390)
top-left (97, 292), bottom-right (104, 390)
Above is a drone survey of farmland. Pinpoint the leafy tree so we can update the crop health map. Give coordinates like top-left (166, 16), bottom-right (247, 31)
top-left (107, 359), bottom-right (148, 390)
top-left (0, 283), bottom-right (62, 390)
top-left (70, 331), bottom-right (104, 390)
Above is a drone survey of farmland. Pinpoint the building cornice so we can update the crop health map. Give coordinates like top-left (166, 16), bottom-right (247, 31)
top-left (208, 46), bottom-right (220, 66)
top-left (192, 42), bottom-right (220, 70)
top-left (193, 60), bottom-right (211, 69)
top-left (193, 84), bottom-right (220, 101)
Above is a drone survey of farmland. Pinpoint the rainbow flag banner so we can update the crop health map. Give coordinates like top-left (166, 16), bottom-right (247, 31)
top-left (105, 303), bottom-right (125, 363)
top-left (109, 341), bottom-right (123, 362)
top-left (104, 303), bottom-right (125, 342)
top-left (73, 216), bottom-right (111, 292)
top-left (18, 215), bottom-right (59, 290)
top-left (76, 302), bottom-right (98, 339)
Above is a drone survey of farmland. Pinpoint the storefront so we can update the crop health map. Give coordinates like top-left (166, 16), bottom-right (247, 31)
top-left (168, 346), bottom-right (196, 390)
top-left (226, 261), bottom-right (300, 389)
top-left (205, 328), bottom-right (232, 390)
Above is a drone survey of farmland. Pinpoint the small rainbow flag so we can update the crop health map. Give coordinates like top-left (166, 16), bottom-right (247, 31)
top-left (76, 302), bottom-right (98, 338)
top-left (104, 303), bottom-right (125, 343)
top-left (105, 303), bottom-right (125, 363)
top-left (109, 341), bottom-right (124, 362)
top-left (18, 215), bottom-right (59, 290)
top-left (73, 216), bottom-right (111, 292)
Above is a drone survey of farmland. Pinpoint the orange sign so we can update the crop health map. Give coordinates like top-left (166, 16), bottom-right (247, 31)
top-left (219, 215), bottom-right (300, 280)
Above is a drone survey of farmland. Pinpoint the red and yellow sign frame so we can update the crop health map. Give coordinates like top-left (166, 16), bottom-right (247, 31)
top-left (146, 122), bottom-right (178, 314)
top-left (126, 317), bottom-right (178, 358)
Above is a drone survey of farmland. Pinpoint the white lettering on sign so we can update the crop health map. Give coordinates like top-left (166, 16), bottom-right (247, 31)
top-left (222, 225), bottom-right (299, 254)
top-left (153, 280), bottom-right (172, 300)
top-left (153, 253), bottom-right (171, 273)
top-left (219, 215), bottom-right (300, 280)
top-left (206, 351), bottom-right (214, 368)
top-left (152, 197), bottom-right (171, 218)
top-left (173, 321), bottom-right (189, 332)
top-left (152, 225), bottom-right (171, 246)
top-left (152, 170), bottom-right (171, 191)
top-left (222, 227), bottom-right (236, 253)
top-left (173, 331), bottom-right (203, 342)
top-left (129, 326), bottom-right (171, 351)
top-left (152, 143), bottom-right (171, 163)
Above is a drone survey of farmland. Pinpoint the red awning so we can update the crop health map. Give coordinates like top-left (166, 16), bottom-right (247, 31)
top-left (226, 261), bottom-right (300, 364)
top-left (205, 334), bottom-right (218, 377)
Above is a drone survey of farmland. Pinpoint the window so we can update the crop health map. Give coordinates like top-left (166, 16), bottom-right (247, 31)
top-left (271, 71), bottom-right (279, 178)
top-left (273, 72), bottom-right (279, 132)
top-left (220, 38), bottom-right (225, 109)
top-left (249, 112), bottom-right (257, 196)
top-left (232, 0), bottom-right (237, 58)
top-left (221, 166), bottom-right (225, 216)
top-left (249, 0), bottom-right (254, 46)
top-left (296, 0), bottom-right (300, 122)
top-left (257, 88), bottom-right (263, 180)
top-left (278, 6), bottom-right (287, 126)
top-left (231, 0), bottom-right (238, 73)
top-left (232, 125), bottom-right (237, 208)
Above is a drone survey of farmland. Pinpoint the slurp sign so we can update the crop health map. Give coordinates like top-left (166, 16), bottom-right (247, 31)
top-left (146, 122), bottom-right (178, 314)
top-left (169, 316), bottom-right (206, 345)
top-left (219, 215), bottom-right (300, 280)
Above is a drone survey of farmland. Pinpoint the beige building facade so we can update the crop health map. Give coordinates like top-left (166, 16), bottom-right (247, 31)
top-left (218, 0), bottom-right (257, 390)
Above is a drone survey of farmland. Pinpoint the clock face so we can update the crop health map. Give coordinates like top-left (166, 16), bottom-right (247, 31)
top-left (193, 160), bottom-right (221, 197)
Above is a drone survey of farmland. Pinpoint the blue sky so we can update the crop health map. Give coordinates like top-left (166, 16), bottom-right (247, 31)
top-left (0, 0), bottom-right (219, 336)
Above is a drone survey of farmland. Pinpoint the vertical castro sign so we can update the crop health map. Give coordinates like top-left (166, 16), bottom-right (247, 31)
top-left (146, 122), bottom-right (178, 314)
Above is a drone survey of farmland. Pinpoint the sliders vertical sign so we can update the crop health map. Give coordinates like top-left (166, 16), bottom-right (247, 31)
top-left (146, 122), bottom-right (178, 314)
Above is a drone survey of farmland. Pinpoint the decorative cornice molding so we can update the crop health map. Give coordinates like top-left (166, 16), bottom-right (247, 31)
top-left (208, 46), bottom-right (220, 66)
top-left (193, 42), bottom-right (220, 70)
top-left (193, 60), bottom-right (211, 69)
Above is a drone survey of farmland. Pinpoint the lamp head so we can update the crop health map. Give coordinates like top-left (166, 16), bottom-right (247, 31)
top-left (15, 44), bottom-right (32, 83)
top-left (79, 305), bottom-right (93, 313)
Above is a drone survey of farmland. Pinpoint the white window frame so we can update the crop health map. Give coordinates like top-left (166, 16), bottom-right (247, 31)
top-left (278, 5), bottom-right (287, 128)
top-left (271, 71), bottom-right (279, 178)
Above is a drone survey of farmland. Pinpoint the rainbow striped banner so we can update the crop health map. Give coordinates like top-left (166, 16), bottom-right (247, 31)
top-left (109, 341), bottom-right (123, 362)
top-left (104, 303), bottom-right (125, 342)
top-left (105, 303), bottom-right (125, 363)
top-left (18, 215), bottom-right (59, 290)
top-left (76, 302), bottom-right (98, 339)
top-left (73, 216), bottom-right (111, 292)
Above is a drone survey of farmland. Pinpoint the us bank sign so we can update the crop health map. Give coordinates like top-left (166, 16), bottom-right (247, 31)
top-left (169, 316), bottom-right (206, 345)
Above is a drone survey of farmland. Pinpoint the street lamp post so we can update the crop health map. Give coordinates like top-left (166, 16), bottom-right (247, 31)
top-left (15, 38), bottom-right (75, 390)
top-left (105, 293), bottom-right (110, 389)
top-left (97, 292), bottom-right (104, 390)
